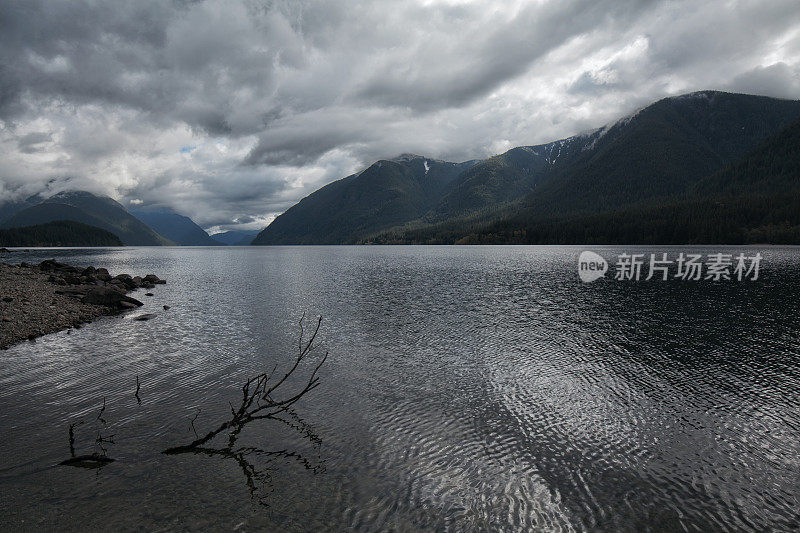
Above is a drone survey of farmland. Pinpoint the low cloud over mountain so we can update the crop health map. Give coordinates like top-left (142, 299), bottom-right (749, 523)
top-left (1, 0), bottom-right (798, 230)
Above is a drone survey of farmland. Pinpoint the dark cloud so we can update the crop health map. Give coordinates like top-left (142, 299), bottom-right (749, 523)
top-left (0, 0), bottom-right (798, 226)
top-left (354, 0), bottom-right (658, 110)
top-left (729, 62), bottom-right (800, 100)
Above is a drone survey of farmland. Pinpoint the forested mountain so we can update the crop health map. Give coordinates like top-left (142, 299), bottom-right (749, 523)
top-left (513, 91), bottom-right (800, 218)
top-left (131, 208), bottom-right (222, 246)
top-left (0, 198), bottom-right (36, 221)
top-left (252, 91), bottom-right (800, 245)
top-left (252, 155), bottom-right (477, 245)
top-left (0, 220), bottom-right (123, 247)
top-left (0, 191), bottom-right (173, 245)
top-left (374, 114), bottom-right (800, 244)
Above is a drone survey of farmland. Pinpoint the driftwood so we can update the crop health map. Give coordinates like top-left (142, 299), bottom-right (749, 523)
top-left (58, 314), bottom-right (328, 502)
top-left (159, 314), bottom-right (328, 505)
top-left (163, 314), bottom-right (327, 454)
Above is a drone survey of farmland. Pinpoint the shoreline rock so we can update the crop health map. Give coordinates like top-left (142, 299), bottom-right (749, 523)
top-left (0, 260), bottom-right (166, 350)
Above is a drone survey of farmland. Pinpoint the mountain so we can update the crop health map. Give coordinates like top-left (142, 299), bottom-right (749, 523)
top-left (0, 220), bottom-right (123, 247)
top-left (691, 111), bottom-right (800, 197)
top-left (431, 138), bottom-right (592, 220)
top-left (378, 114), bottom-right (800, 244)
top-left (369, 91), bottom-right (800, 244)
top-left (512, 91), bottom-right (800, 218)
top-left (0, 191), bottom-right (173, 246)
top-left (211, 229), bottom-right (260, 246)
top-left (0, 198), bottom-right (36, 221)
top-left (252, 155), bottom-right (478, 245)
top-left (252, 91), bottom-right (800, 245)
top-left (130, 208), bottom-right (222, 246)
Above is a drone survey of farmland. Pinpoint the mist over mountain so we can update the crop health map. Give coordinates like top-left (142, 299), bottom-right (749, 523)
top-left (253, 91), bottom-right (800, 245)
top-left (0, 191), bottom-right (173, 246)
top-left (3, 92), bottom-right (798, 247)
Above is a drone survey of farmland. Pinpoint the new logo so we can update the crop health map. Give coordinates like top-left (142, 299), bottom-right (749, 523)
top-left (578, 251), bottom-right (608, 283)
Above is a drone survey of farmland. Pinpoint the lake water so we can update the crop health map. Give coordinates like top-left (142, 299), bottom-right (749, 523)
top-left (0, 246), bottom-right (798, 531)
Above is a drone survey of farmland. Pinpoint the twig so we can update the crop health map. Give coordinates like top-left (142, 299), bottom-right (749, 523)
top-left (68, 420), bottom-right (84, 457)
top-left (190, 408), bottom-right (201, 438)
top-left (96, 396), bottom-right (106, 425)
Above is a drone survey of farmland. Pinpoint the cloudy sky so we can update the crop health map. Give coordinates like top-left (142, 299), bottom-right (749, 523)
top-left (1, 0), bottom-right (799, 231)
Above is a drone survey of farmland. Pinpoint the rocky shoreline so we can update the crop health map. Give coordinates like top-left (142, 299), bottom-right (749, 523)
top-left (0, 259), bottom-right (165, 350)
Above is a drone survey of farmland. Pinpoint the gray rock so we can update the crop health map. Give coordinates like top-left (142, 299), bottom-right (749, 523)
top-left (39, 259), bottom-right (79, 273)
top-left (133, 313), bottom-right (156, 321)
top-left (82, 287), bottom-right (143, 308)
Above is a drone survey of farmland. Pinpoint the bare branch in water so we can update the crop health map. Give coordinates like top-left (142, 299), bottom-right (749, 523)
top-left (96, 396), bottom-right (106, 424)
top-left (135, 376), bottom-right (141, 405)
top-left (163, 315), bottom-right (327, 454)
top-left (60, 399), bottom-right (116, 469)
top-left (68, 420), bottom-right (84, 457)
top-left (185, 441), bottom-right (323, 506)
top-left (190, 408), bottom-right (201, 438)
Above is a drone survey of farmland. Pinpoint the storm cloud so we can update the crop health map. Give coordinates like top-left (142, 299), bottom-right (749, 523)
top-left (1, 0), bottom-right (798, 230)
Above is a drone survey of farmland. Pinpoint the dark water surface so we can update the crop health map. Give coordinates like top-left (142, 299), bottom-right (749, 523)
top-left (0, 246), bottom-right (798, 531)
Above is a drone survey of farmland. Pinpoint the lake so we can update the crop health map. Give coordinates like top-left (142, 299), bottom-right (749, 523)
top-left (0, 246), bottom-right (798, 531)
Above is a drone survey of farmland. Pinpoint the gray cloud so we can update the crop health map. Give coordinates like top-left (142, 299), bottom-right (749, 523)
top-left (0, 0), bottom-right (798, 227)
top-left (729, 62), bottom-right (800, 100)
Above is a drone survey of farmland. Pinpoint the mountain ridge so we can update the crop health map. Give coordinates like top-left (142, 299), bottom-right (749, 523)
top-left (252, 155), bottom-right (478, 244)
top-left (0, 220), bottom-right (124, 247)
top-left (370, 113), bottom-right (800, 244)
top-left (254, 90), bottom-right (800, 245)
top-left (130, 208), bottom-right (222, 246)
top-left (0, 191), bottom-right (173, 246)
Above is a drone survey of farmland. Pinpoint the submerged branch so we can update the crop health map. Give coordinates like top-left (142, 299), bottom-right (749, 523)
top-left (163, 315), bottom-right (327, 454)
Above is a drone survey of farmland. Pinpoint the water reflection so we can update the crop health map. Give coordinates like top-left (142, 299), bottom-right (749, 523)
top-left (1, 246), bottom-right (799, 530)
top-left (166, 409), bottom-right (325, 508)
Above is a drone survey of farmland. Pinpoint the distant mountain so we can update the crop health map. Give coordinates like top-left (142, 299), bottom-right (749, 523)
top-left (0, 191), bottom-right (173, 246)
top-left (211, 229), bottom-right (260, 246)
top-left (0, 198), bottom-right (36, 221)
top-left (253, 91), bottom-right (800, 245)
top-left (0, 220), bottom-right (123, 247)
top-left (131, 208), bottom-right (222, 246)
top-left (252, 155), bottom-right (477, 245)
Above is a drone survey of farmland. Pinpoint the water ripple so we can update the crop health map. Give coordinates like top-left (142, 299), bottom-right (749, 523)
top-left (1, 246), bottom-right (799, 531)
